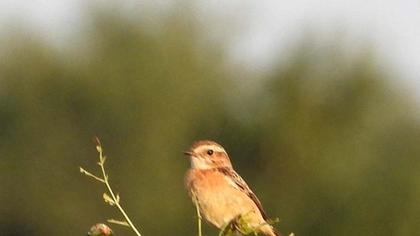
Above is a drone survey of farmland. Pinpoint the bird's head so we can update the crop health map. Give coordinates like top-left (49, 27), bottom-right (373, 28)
top-left (184, 140), bottom-right (232, 169)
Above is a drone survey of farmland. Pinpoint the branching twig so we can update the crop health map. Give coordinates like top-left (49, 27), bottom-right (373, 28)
top-left (80, 138), bottom-right (142, 236)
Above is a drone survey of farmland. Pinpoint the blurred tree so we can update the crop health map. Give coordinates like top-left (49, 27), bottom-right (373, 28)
top-left (0, 6), bottom-right (419, 236)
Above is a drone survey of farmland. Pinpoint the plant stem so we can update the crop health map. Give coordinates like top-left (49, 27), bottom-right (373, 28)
top-left (98, 149), bottom-right (142, 236)
top-left (194, 198), bottom-right (202, 236)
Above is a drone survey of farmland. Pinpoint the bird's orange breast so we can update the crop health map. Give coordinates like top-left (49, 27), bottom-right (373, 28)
top-left (185, 169), bottom-right (265, 229)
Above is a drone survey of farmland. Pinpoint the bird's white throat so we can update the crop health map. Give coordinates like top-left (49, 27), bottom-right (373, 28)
top-left (190, 157), bottom-right (213, 169)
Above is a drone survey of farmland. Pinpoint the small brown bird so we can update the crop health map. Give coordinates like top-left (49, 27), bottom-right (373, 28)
top-left (184, 140), bottom-right (279, 236)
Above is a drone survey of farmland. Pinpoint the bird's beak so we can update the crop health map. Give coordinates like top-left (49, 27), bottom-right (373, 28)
top-left (183, 151), bottom-right (193, 156)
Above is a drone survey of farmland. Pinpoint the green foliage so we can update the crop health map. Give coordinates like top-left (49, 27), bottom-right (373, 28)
top-left (0, 6), bottom-right (419, 236)
top-left (219, 214), bottom-right (264, 236)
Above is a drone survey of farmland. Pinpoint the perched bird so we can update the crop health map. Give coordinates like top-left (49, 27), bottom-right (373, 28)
top-left (184, 140), bottom-right (279, 236)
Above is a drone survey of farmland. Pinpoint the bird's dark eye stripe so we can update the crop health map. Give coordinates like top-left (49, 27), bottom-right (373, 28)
top-left (207, 150), bottom-right (214, 155)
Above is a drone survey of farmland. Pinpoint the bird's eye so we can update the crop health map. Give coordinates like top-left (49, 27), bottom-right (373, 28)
top-left (207, 149), bottom-right (214, 155)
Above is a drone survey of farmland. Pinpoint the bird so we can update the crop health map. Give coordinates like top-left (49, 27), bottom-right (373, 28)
top-left (184, 140), bottom-right (280, 236)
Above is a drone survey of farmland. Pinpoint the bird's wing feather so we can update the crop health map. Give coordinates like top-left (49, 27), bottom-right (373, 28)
top-left (217, 167), bottom-right (269, 220)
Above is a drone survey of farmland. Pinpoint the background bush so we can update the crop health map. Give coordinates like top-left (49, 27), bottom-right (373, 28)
top-left (1, 7), bottom-right (419, 236)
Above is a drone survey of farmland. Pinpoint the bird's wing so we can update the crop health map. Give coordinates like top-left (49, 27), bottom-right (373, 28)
top-left (217, 167), bottom-right (269, 220)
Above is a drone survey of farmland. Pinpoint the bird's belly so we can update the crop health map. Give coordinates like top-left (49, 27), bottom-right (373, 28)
top-left (193, 180), bottom-right (258, 228)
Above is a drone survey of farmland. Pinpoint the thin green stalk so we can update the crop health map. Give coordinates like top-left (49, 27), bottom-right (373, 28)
top-left (97, 146), bottom-right (142, 236)
top-left (194, 197), bottom-right (202, 236)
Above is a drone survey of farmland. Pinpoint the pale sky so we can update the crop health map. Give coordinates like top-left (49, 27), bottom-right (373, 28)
top-left (1, 0), bottom-right (419, 102)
